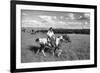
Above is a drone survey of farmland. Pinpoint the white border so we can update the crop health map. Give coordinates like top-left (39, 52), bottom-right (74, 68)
top-left (16, 5), bottom-right (94, 69)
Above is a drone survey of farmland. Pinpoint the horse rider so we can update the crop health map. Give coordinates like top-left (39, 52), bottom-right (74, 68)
top-left (46, 27), bottom-right (56, 48)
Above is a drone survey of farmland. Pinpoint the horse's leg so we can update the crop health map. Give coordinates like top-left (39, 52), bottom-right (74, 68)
top-left (49, 47), bottom-right (54, 56)
top-left (57, 49), bottom-right (62, 57)
top-left (52, 47), bottom-right (55, 56)
top-left (52, 41), bottom-right (56, 56)
top-left (42, 47), bottom-right (46, 56)
top-left (52, 50), bottom-right (55, 56)
top-left (42, 49), bottom-right (46, 56)
top-left (53, 47), bottom-right (56, 56)
top-left (36, 49), bottom-right (40, 55)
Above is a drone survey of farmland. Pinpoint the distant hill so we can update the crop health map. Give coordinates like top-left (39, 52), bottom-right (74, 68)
top-left (22, 27), bottom-right (90, 34)
top-left (38, 29), bottom-right (90, 34)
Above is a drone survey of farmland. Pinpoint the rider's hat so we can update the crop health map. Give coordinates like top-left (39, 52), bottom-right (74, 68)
top-left (49, 27), bottom-right (53, 30)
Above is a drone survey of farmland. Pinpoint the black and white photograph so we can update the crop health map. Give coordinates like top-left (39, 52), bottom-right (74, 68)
top-left (11, 1), bottom-right (97, 72)
top-left (21, 10), bottom-right (90, 63)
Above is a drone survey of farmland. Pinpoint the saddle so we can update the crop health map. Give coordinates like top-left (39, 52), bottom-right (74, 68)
top-left (47, 36), bottom-right (56, 48)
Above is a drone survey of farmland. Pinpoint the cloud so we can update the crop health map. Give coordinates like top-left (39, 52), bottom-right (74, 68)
top-left (22, 12), bottom-right (28, 16)
top-left (22, 14), bottom-right (89, 29)
top-left (22, 20), bottom-right (42, 27)
top-left (84, 13), bottom-right (90, 18)
top-left (38, 15), bottom-right (58, 26)
top-left (39, 15), bottom-right (53, 21)
top-left (69, 13), bottom-right (75, 20)
top-left (58, 21), bottom-right (66, 25)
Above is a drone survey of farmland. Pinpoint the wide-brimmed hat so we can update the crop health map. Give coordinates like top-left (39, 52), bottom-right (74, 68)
top-left (49, 27), bottom-right (53, 30)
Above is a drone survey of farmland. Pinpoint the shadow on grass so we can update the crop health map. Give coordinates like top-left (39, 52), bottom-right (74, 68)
top-left (28, 45), bottom-right (40, 54)
top-left (28, 45), bottom-right (50, 54)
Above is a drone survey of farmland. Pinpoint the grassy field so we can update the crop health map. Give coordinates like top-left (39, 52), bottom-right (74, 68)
top-left (21, 28), bottom-right (90, 63)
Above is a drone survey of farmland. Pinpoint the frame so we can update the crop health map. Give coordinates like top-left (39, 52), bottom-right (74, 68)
top-left (11, 0), bottom-right (97, 73)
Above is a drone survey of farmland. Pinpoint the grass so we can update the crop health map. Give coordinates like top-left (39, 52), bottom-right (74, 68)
top-left (21, 29), bottom-right (90, 63)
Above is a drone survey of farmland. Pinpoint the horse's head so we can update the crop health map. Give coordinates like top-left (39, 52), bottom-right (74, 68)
top-left (58, 36), bottom-right (64, 42)
top-left (35, 38), bottom-right (39, 42)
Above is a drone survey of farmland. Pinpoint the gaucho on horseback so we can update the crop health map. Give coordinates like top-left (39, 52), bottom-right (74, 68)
top-left (46, 27), bottom-right (56, 48)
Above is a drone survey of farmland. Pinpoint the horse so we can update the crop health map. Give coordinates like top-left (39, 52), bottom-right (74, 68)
top-left (35, 36), bottom-right (61, 57)
top-left (35, 37), bottom-right (51, 56)
top-left (51, 35), bottom-right (64, 56)
top-left (54, 35), bottom-right (71, 57)
top-left (35, 34), bottom-right (71, 57)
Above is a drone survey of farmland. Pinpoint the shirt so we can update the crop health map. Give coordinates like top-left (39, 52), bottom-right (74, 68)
top-left (47, 31), bottom-right (54, 38)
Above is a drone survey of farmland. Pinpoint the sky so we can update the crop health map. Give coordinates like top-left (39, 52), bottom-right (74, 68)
top-left (21, 10), bottom-right (90, 29)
